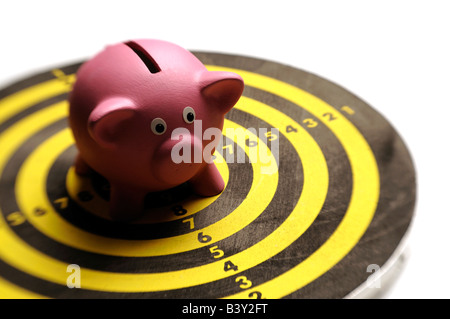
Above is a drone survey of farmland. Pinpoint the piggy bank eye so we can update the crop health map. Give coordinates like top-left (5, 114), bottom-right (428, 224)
top-left (151, 118), bottom-right (167, 135)
top-left (183, 106), bottom-right (196, 124)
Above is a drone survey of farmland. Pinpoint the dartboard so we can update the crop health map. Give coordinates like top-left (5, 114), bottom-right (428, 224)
top-left (0, 52), bottom-right (415, 298)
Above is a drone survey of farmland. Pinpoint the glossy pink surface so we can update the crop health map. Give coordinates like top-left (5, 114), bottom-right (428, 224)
top-left (69, 39), bottom-right (244, 220)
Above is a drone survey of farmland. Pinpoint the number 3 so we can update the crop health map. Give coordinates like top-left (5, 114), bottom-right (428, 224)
top-left (303, 118), bottom-right (318, 128)
top-left (236, 276), bottom-right (252, 289)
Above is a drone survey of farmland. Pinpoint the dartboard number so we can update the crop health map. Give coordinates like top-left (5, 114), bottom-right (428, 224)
top-left (209, 245), bottom-right (225, 258)
top-left (223, 144), bottom-right (233, 156)
top-left (248, 291), bottom-right (263, 299)
top-left (182, 217), bottom-right (194, 229)
top-left (171, 205), bottom-right (187, 216)
top-left (197, 232), bottom-right (212, 244)
top-left (33, 207), bottom-right (47, 217)
top-left (224, 260), bottom-right (239, 272)
top-left (235, 276), bottom-right (265, 298)
top-left (246, 131), bottom-right (277, 146)
top-left (53, 197), bottom-right (69, 209)
top-left (303, 118), bottom-right (318, 128)
top-left (6, 212), bottom-right (26, 226)
top-left (51, 69), bottom-right (74, 88)
top-left (236, 276), bottom-right (252, 289)
top-left (286, 125), bottom-right (298, 133)
top-left (341, 105), bottom-right (355, 115)
top-left (323, 112), bottom-right (338, 121)
top-left (265, 131), bottom-right (278, 141)
top-left (245, 138), bottom-right (257, 148)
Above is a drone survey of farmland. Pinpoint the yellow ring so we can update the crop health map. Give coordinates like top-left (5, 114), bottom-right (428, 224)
top-left (0, 276), bottom-right (46, 299)
top-left (14, 108), bottom-right (278, 257)
top-left (1, 90), bottom-right (327, 292)
top-left (0, 61), bottom-right (379, 298)
top-left (0, 74), bottom-right (74, 124)
top-left (65, 150), bottom-right (230, 223)
top-left (207, 66), bottom-right (380, 298)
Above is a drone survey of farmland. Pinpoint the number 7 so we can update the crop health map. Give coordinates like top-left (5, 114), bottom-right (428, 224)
top-left (182, 217), bottom-right (194, 229)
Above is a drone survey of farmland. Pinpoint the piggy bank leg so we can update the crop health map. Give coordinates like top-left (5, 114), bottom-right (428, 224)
top-left (189, 163), bottom-right (225, 197)
top-left (74, 154), bottom-right (92, 176)
top-left (109, 184), bottom-right (146, 221)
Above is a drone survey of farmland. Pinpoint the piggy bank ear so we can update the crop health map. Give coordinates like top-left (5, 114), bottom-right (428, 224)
top-left (200, 71), bottom-right (244, 114)
top-left (88, 97), bottom-right (136, 149)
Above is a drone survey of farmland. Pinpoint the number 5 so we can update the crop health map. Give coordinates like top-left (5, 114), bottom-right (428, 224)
top-left (209, 246), bottom-right (224, 258)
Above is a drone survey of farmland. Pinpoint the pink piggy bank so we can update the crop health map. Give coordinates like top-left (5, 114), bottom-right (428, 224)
top-left (69, 39), bottom-right (244, 221)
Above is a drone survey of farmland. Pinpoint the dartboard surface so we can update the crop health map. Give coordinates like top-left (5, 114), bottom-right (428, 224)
top-left (0, 52), bottom-right (415, 299)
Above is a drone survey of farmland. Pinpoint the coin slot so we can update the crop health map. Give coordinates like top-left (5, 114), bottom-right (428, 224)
top-left (125, 41), bottom-right (161, 74)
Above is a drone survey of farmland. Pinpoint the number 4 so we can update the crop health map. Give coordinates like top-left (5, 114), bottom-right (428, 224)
top-left (224, 260), bottom-right (238, 272)
top-left (286, 125), bottom-right (298, 133)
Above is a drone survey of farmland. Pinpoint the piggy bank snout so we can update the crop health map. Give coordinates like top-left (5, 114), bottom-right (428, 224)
top-left (152, 133), bottom-right (204, 185)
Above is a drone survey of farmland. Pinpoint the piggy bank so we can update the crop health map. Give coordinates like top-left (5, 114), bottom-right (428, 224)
top-left (68, 39), bottom-right (244, 221)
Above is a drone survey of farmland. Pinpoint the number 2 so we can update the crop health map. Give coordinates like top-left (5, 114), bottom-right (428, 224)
top-left (248, 291), bottom-right (263, 299)
top-left (323, 112), bottom-right (337, 121)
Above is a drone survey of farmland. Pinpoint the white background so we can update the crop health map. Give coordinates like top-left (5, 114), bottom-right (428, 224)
top-left (1, 1), bottom-right (449, 298)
